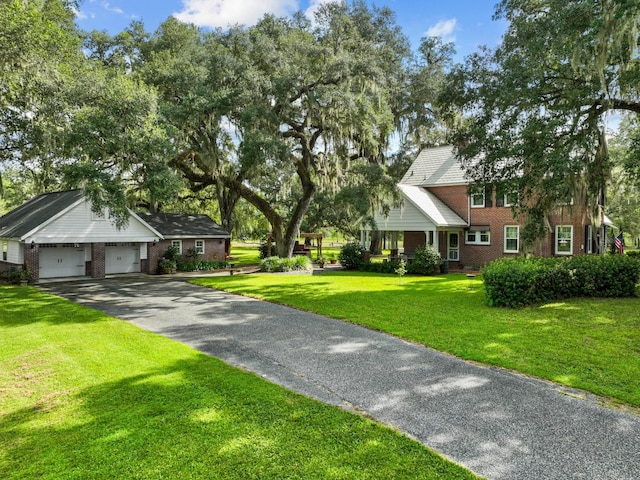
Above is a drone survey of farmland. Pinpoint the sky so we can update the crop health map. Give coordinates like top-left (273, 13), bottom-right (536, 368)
top-left (74, 0), bottom-right (508, 61)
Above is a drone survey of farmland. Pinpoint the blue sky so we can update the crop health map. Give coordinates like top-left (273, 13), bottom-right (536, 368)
top-left (74, 0), bottom-right (507, 61)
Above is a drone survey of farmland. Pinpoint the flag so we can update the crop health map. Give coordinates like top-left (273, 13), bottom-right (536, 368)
top-left (614, 232), bottom-right (624, 254)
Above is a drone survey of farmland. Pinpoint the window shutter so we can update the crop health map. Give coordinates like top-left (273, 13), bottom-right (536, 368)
top-left (485, 186), bottom-right (493, 207)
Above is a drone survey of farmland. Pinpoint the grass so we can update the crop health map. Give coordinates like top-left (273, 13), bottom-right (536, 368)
top-left (229, 242), bottom-right (343, 266)
top-left (0, 285), bottom-right (479, 480)
top-left (192, 272), bottom-right (640, 408)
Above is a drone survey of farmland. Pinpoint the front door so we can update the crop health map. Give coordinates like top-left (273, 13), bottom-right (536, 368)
top-left (448, 232), bottom-right (459, 261)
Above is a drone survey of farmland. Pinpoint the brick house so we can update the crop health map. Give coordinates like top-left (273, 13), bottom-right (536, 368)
top-left (362, 146), bottom-right (614, 269)
top-left (0, 190), bottom-right (229, 282)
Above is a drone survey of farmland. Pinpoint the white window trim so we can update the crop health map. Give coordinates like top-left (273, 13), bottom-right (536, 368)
top-left (503, 192), bottom-right (518, 207)
top-left (555, 225), bottom-right (573, 255)
top-left (585, 225), bottom-right (593, 254)
top-left (471, 192), bottom-right (485, 208)
top-left (448, 232), bottom-right (460, 261)
top-left (466, 230), bottom-right (491, 245)
top-left (171, 240), bottom-right (182, 254)
top-left (504, 225), bottom-right (519, 253)
top-left (195, 239), bottom-right (205, 255)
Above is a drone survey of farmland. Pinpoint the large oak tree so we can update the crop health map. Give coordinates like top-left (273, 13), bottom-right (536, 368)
top-left (441, 0), bottom-right (640, 245)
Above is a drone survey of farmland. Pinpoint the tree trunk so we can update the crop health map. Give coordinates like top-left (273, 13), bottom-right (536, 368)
top-left (226, 176), bottom-right (317, 258)
top-left (217, 183), bottom-right (240, 235)
top-left (369, 230), bottom-right (383, 254)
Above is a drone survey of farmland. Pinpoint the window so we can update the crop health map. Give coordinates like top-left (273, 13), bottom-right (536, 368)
top-left (171, 240), bottom-right (182, 254)
top-left (195, 240), bottom-right (205, 255)
top-left (585, 225), bottom-right (593, 254)
top-left (504, 226), bottom-right (519, 253)
top-left (503, 192), bottom-right (518, 207)
top-left (428, 231), bottom-right (434, 246)
top-left (556, 225), bottom-right (573, 255)
top-left (466, 230), bottom-right (490, 245)
top-left (471, 192), bottom-right (485, 208)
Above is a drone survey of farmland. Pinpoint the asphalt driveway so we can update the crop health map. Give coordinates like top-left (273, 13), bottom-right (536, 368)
top-left (41, 275), bottom-right (640, 480)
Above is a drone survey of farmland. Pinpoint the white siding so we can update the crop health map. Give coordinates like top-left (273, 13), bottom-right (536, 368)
top-left (7, 240), bottom-right (23, 264)
top-left (371, 201), bottom-right (436, 232)
top-left (27, 200), bottom-right (158, 243)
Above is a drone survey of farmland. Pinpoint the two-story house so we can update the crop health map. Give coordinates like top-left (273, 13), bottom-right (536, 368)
top-left (361, 146), bottom-right (614, 269)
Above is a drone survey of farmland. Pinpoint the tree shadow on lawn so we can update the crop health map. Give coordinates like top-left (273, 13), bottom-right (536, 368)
top-left (195, 272), bottom-right (479, 303)
top-left (0, 286), bottom-right (109, 327)
top-left (0, 355), bottom-right (475, 480)
top-left (194, 274), bottom-right (640, 407)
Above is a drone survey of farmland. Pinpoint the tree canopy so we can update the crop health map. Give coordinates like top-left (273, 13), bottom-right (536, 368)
top-left (442, 0), bottom-right (640, 244)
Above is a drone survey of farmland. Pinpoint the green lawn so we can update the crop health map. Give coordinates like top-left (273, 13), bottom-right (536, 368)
top-left (229, 242), bottom-right (343, 266)
top-left (192, 272), bottom-right (640, 408)
top-left (0, 285), bottom-right (478, 480)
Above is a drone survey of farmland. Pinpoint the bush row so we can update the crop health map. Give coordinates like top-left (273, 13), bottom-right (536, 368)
top-left (260, 256), bottom-right (312, 272)
top-left (177, 260), bottom-right (229, 272)
top-left (340, 242), bottom-right (442, 275)
top-left (483, 255), bottom-right (640, 307)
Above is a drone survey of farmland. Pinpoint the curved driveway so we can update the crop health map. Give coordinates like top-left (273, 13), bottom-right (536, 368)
top-left (41, 275), bottom-right (640, 480)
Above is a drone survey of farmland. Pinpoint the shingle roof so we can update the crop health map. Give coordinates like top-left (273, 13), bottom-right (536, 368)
top-left (399, 184), bottom-right (467, 228)
top-left (137, 213), bottom-right (229, 238)
top-left (400, 145), bottom-right (468, 187)
top-left (0, 190), bottom-right (84, 239)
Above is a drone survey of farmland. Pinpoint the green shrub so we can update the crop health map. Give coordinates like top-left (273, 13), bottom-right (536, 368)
top-left (177, 260), bottom-right (229, 272)
top-left (407, 244), bottom-right (441, 275)
top-left (339, 242), bottom-right (365, 270)
top-left (164, 245), bottom-right (181, 262)
top-left (359, 260), bottom-right (402, 274)
top-left (627, 250), bottom-right (640, 258)
top-left (260, 256), bottom-right (312, 272)
top-left (258, 241), bottom-right (271, 259)
top-left (483, 255), bottom-right (640, 307)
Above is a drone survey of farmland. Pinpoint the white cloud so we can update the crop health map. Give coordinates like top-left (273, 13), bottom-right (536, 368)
top-left (174, 0), bottom-right (299, 28)
top-left (426, 18), bottom-right (457, 42)
top-left (72, 7), bottom-right (88, 20)
top-left (304, 0), bottom-right (339, 21)
top-left (101, 1), bottom-right (124, 15)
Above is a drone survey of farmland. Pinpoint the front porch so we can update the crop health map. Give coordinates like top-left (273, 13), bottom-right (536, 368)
top-left (360, 229), bottom-right (466, 268)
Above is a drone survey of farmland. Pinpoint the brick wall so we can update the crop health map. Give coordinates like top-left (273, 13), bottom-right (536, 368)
top-left (404, 231), bottom-right (426, 254)
top-left (425, 187), bottom-right (591, 268)
top-left (151, 238), bottom-right (228, 273)
top-left (24, 244), bottom-right (39, 283)
top-left (429, 185), bottom-right (470, 220)
top-left (91, 243), bottom-right (106, 279)
top-left (147, 241), bottom-right (162, 274)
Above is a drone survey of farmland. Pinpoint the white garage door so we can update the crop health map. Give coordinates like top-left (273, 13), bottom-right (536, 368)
top-left (39, 244), bottom-right (86, 279)
top-left (105, 243), bottom-right (140, 274)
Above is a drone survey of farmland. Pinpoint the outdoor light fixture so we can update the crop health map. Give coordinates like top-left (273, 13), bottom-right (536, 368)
top-left (30, 240), bottom-right (35, 249)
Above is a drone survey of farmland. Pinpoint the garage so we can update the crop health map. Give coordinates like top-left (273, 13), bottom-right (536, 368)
top-left (39, 244), bottom-right (86, 279)
top-left (105, 243), bottom-right (140, 274)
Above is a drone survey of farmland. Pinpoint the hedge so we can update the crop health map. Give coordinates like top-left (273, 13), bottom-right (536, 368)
top-left (260, 256), bottom-right (312, 272)
top-left (483, 255), bottom-right (640, 307)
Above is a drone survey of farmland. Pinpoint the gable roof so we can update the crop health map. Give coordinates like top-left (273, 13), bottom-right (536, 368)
top-left (399, 184), bottom-right (467, 228)
top-left (400, 145), bottom-right (469, 187)
top-left (137, 213), bottom-right (229, 239)
top-left (0, 190), bottom-right (84, 239)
